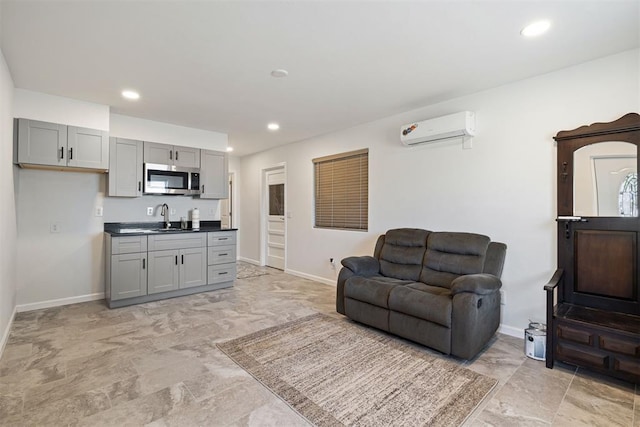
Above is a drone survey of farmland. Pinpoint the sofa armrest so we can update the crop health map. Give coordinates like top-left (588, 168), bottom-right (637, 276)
top-left (450, 274), bottom-right (501, 295)
top-left (341, 256), bottom-right (380, 277)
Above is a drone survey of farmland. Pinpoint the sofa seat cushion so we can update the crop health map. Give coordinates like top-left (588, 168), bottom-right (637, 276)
top-left (388, 284), bottom-right (452, 328)
top-left (344, 276), bottom-right (412, 308)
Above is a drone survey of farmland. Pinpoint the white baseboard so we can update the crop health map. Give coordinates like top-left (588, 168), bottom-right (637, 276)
top-left (0, 305), bottom-right (17, 360)
top-left (238, 257), bottom-right (261, 266)
top-left (16, 292), bottom-right (105, 313)
top-left (285, 268), bottom-right (336, 286)
top-left (498, 323), bottom-right (523, 339)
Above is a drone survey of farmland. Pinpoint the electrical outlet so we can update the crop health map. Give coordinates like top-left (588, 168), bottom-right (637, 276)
top-left (208, 208), bottom-right (215, 215)
top-left (170, 208), bottom-right (176, 215)
top-left (147, 207), bottom-right (154, 216)
top-left (95, 206), bottom-right (103, 217)
top-left (500, 290), bottom-right (506, 306)
top-left (50, 222), bottom-right (61, 233)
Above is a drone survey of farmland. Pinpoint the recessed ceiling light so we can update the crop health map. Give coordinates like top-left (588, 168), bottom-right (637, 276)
top-left (267, 123), bottom-right (280, 131)
top-left (521, 20), bottom-right (551, 37)
top-left (226, 147), bottom-right (234, 152)
top-left (270, 69), bottom-right (289, 78)
top-left (121, 90), bottom-right (140, 100)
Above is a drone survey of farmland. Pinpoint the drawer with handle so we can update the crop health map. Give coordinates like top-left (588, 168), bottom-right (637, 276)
top-left (208, 263), bottom-right (237, 284)
top-left (208, 231), bottom-right (236, 246)
top-left (208, 245), bottom-right (236, 265)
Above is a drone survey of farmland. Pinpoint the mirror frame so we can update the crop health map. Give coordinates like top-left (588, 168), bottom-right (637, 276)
top-left (554, 113), bottom-right (640, 216)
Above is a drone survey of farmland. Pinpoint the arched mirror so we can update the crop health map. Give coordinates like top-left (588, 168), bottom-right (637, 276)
top-left (573, 141), bottom-right (638, 217)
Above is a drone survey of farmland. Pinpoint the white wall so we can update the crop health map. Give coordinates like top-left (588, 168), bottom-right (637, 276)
top-left (14, 94), bottom-right (230, 308)
top-left (238, 49), bottom-right (640, 332)
top-left (14, 91), bottom-right (109, 308)
top-left (0, 47), bottom-right (18, 353)
top-left (110, 114), bottom-right (227, 150)
top-left (14, 89), bottom-right (109, 130)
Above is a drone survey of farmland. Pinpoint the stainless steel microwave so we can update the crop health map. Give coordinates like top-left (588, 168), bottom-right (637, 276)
top-left (144, 163), bottom-right (201, 195)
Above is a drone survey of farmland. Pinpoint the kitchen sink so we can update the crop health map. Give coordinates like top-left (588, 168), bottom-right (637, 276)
top-left (116, 228), bottom-right (196, 234)
top-left (117, 228), bottom-right (155, 234)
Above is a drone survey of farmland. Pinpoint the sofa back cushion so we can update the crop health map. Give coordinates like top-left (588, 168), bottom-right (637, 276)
top-left (420, 232), bottom-right (490, 288)
top-left (378, 228), bottom-right (430, 281)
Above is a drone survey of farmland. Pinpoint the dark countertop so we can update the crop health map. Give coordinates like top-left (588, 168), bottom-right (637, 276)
top-left (104, 221), bottom-right (237, 236)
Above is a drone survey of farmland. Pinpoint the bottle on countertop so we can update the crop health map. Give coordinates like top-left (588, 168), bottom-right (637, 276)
top-left (192, 208), bottom-right (200, 230)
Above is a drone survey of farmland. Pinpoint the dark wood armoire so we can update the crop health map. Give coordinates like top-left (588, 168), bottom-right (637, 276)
top-left (545, 113), bottom-right (640, 384)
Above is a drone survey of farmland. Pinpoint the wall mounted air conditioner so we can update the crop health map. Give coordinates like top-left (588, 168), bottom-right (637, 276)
top-left (400, 111), bottom-right (476, 148)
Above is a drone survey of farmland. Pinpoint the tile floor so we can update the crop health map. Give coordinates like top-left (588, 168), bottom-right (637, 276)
top-left (0, 264), bottom-right (638, 426)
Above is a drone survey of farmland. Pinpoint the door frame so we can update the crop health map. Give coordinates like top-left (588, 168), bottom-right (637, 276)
top-left (260, 163), bottom-right (287, 268)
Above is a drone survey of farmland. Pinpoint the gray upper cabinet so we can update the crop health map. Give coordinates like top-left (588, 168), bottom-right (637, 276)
top-left (16, 119), bottom-right (67, 167)
top-left (200, 149), bottom-right (228, 199)
top-left (67, 126), bottom-right (109, 169)
top-left (174, 146), bottom-right (200, 168)
top-left (108, 138), bottom-right (143, 197)
top-left (15, 118), bottom-right (108, 171)
top-left (143, 141), bottom-right (200, 168)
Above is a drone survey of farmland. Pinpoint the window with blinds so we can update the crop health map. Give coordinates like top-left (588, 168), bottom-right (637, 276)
top-left (313, 148), bottom-right (368, 231)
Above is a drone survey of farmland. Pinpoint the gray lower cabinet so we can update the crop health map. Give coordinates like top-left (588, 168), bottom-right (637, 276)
top-left (147, 249), bottom-right (180, 294)
top-left (111, 253), bottom-right (148, 300)
top-left (147, 233), bottom-right (207, 294)
top-left (106, 230), bottom-right (233, 308)
top-left (208, 231), bottom-right (237, 283)
top-left (108, 137), bottom-right (143, 197)
top-left (105, 235), bottom-right (148, 303)
top-left (147, 247), bottom-right (207, 294)
top-left (15, 118), bottom-right (108, 170)
top-left (180, 247), bottom-right (208, 289)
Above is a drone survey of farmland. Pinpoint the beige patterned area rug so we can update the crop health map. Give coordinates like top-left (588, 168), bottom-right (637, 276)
top-left (217, 313), bottom-right (497, 426)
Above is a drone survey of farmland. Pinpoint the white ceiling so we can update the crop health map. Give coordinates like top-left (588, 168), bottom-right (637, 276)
top-left (1, 1), bottom-right (638, 156)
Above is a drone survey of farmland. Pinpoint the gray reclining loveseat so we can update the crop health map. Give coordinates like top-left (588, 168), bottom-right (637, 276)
top-left (336, 228), bottom-right (507, 359)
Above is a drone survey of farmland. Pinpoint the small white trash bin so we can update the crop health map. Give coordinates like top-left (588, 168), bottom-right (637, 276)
top-left (524, 321), bottom-right (546, 361)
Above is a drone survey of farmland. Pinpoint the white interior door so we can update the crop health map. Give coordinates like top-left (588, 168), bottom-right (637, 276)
top-left (266, 168), bottom-right (285, 270)
top-left (220, 173), bottom-right (233, 228)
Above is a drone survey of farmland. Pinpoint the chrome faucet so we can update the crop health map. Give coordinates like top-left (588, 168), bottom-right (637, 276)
top-left (160, 203), bottom-right (171, 229)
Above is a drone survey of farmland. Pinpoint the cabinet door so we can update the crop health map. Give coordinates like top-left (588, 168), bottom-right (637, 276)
top-left (180, 247), bottom-right (207, 289)
top-left (17, 119), bottom-right (67, 166)
top-left (144, 141), bottom-right (174, 165)
top-left (200, 150), bottom-right (228, 199)
top-left (174, 146), bottom-right (200, 168)
top-left (111, 253), bottom-right (147, 301)
top-left (108, 138), bottom-right (143, 197)
top-left (67, 126), bottom-right (109, 169)
top-left (148, 250), bottom-right (180, 294)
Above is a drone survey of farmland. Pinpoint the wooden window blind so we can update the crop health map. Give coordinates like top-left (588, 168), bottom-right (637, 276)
top-left (313, 149), bottom-right (368, 231)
